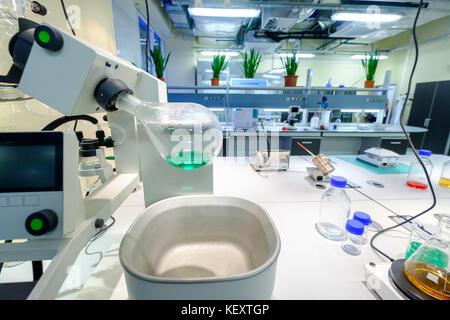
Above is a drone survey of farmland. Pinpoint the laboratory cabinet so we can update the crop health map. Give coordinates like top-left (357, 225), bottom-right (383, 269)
top-left (290, 138), bottom-right (321, 156)
top-left (380, 138), bottom-right (408, 155)
top-left (408, 80), bottom-right (450, 155)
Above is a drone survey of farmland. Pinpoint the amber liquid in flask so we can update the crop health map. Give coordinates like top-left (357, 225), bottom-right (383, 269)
top-left (403, 261), bottom-right (449, 300)
top-left (403, 213), bottom-right (450, 300)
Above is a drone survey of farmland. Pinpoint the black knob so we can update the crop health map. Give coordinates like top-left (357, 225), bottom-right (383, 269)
top-left (25, 210), bottom-right (58, 236)
top-left (34, 25), bottom-right (64, 51)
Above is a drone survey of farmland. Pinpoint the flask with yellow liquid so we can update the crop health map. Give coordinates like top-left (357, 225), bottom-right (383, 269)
top-left (403, 214), bottom-right (450, 300)
top-left (439, 160), bottom-right (450, 189)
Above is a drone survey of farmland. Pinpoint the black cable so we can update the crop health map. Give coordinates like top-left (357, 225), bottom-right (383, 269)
top-left (42, 114), bottom-right (98, 131)
top-left (369, 0), bottom-right (437, 262)
top-left (73, 119), bottom-right (78, 131)
top-left (60, 0), bottom-right (76, 36)
top-left (144, 0), bottom-right (150, 73)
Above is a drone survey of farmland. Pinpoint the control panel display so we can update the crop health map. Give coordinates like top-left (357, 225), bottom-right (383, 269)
top-left (0, 132), bottom-right (63, 193)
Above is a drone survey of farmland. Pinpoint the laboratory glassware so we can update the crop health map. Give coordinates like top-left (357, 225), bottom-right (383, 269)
top-left (403, 213), bottom-right (450, 300)
top-left (404, 221), bottom-right (429, 259)
top-left (439, 160), bottom-right (450, 189)
top-left (116, 92), bottom-right (223, 171)
top-left (332, 117), bottom-right (341, 130)
top-left (341, 219), bottom-right (364, 256)
top-left (353, 211), bottom-right (371, 245)
top-left (406, 149), bottom-right (433, 190)
top-left (78, 139), bottom-right (103, 192)
top-left (316, 176), bottom-right (351, 241)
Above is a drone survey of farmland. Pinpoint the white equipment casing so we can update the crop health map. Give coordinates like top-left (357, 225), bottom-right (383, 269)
top-left (0, 131), bottom-right (84, 240)
top-left (357, 147), bottom-right (400, 168)
top-left (17, 23), bottom-right (213, 207)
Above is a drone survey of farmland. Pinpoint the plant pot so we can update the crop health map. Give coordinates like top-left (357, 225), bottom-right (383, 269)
top-left (364, 80), bottom-right (375, 88)
top-left (158, 77), bottom-right (165, 82)
top-left (284, 75), bottom-right (298, 87)
top-left (211, 78), bottom-right (219, 86)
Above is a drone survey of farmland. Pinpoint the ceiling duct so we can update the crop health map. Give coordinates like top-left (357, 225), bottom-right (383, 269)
top-left (261, 5), bottom-right (316, 32)
top-left (243, 30), bottom-right (281, 52)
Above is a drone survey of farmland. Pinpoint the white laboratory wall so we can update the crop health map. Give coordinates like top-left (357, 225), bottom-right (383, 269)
top-left (112, 0), bottom-right (142, 67)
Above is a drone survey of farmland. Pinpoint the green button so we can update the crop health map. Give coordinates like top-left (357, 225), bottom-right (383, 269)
top-left (38, 31), bottom-right (51, 43)
top-left (30, 218), bottom-right (43, 231)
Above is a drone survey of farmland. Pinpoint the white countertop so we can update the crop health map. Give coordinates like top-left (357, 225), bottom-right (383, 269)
top-left (2, 155), bottom-right (448, 300)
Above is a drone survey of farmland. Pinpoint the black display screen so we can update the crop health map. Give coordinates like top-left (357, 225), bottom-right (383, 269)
top-left (0, 132), bottom-right (63, 192)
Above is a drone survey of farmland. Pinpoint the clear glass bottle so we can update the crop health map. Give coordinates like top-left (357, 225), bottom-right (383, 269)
top-left (439, 160), bottom-right (450, 189)
top-left (403, 214), bottom-right (450, 300)
top-left (316, 176), bottom-right (351, 241)
top-left (353, 211), bottom-right (371, 245)
top-left (341, 219), bottom-right (365, 256)
top-left (406, 149), bottom-right (433, 190)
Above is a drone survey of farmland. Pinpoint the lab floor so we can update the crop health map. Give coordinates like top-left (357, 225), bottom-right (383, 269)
top-left (1, 155), bottom-right (449, 300)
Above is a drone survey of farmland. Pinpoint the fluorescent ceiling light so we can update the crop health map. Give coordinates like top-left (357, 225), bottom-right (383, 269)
top-left (201, 51), bottom-right (240, 57)
top-left (278, 53), bottom-right (315, 58)
top-left (188, 7), bottom-right (261, 18)
top-left (209, 108), bottom-right (224, 111)
top-left (264, 108), bottom-right (289, 112)
top-left (351, 54), bottom-right (388, 60)
top-left (340, 109), bottom-right (376, 113)
top-left (331, 12), bottom-right (402, 23)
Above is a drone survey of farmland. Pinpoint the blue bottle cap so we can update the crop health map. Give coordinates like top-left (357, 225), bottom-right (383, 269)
top-left (353, 211), bottom-right (371, 225)
top-left (330, 176), bottom-right (347, 188)
top-left (345, 219), bottom-right (365, 235)
top-left (418, 149), bottom-right (431, 156)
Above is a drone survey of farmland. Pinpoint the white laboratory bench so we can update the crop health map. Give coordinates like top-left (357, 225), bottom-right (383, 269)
top-left (1, 155), bottom-right (449, 300)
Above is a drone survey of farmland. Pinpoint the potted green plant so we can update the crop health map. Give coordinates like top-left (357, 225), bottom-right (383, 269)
top-left (211, 55), bottom-right (228, 86)
top-left (361, 49), bottom-right (380, 88)
top-left (281, 53), bottom-right (299, 87)
top-left (242, 49), bottom-right (262, 79)
top-left (149, 45), bottom-right (171, 82)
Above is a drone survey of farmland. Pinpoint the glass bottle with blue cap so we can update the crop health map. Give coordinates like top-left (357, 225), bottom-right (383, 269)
top-left (353, 211), bottom-right (371, 245)
top-left (406, 149), bottom-right (433, 190)
top-left (316, 176), bottom-right (351, 241)
top-left (341, 219), bottom-right (365, 256)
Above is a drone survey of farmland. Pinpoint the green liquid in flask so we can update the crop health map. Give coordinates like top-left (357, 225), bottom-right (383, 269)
top-left (166, 151), bottom-right (211, 170)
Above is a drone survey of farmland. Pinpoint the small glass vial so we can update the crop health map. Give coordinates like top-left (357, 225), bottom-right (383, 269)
top-left (353, 211), bottom-right (371, 245)
top-left (439, 160), bottom-right (450, 189)
top-left (341, 219), bottom-right (365, 256)
top-left (406, 149), bottom-right (433, 190)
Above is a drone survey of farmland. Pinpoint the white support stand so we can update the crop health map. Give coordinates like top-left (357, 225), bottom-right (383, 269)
top-left (0, 173), bottom-right (139, 300)
top-left (364, 262), bottom-right (407, 300)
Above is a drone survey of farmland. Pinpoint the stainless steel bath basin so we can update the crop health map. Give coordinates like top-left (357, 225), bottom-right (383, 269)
top-left (119, 195), bottom-right (281, 299)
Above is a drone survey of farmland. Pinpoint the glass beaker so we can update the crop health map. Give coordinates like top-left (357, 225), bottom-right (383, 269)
top-left (116, 92), bottom-right (223, 170)
top-left (403, 214), bottom-right (450, 300)
top-left (406, 150), bottom-right (433, 190)
top-left (439, 160), bottom-right (450, 189)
